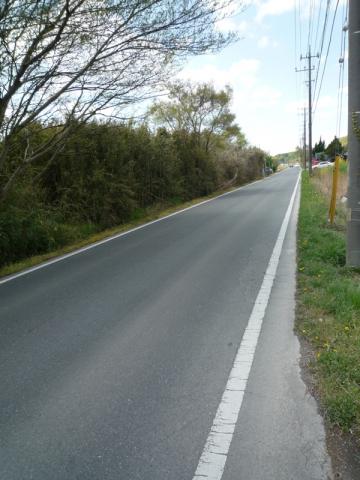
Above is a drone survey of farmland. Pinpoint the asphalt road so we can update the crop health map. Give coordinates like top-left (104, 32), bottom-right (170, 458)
top-left (0, 168), bottom-right (331, 479)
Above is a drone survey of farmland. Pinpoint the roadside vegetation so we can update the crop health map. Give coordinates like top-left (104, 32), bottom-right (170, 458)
top-left (0, 2), bottom-right (278, 274)
top-left (0, 182), bottom-right (249, 278)
top-left (0, 84), bottom-right (270, 272)
top-left (297, 169), bottom-right (360, 439)
top-left (273, 150), bottom-right (299, 165)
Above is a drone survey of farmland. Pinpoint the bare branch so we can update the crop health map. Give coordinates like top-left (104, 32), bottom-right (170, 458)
top-left (0, 0), bottom-right (241, 199)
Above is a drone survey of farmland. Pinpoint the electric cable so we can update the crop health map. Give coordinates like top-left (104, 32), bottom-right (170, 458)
top-left (313, 0), bottom-right (340, 116)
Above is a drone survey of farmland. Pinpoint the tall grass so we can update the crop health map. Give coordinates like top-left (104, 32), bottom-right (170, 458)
top-left (311, 159), bottom-right (348, 202)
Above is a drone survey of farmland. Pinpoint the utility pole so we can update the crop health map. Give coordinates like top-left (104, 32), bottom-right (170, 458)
top-left (303, 107), bottom-right (307, 169)
top-left (347, 0), bottom-right (360, 266)
top-left (307, 49), bottom-right (313, 175)
top-left (297, 108), bottom-right (307, 168)
top-left (296, 47), bottom-right (318, 174)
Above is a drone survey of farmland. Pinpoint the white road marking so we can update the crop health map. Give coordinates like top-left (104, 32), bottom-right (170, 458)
top-left (0, 172), bottom-right (287, 286)
top-left (193, 172), bottom-right (301, 480)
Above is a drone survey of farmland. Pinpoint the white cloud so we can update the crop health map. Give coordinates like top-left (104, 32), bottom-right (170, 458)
top-left (285, 99), bottom-right (307, 114)
top-left (255, 0), bottom-right (294, 22)
top-left (178, 59), bottom-right (260, 89)
top-left (285, 95), bottom-right (339, 119)
top-left (255, 0), bottom-right (346, 23)
top-left (315, 95), bottom-right (337, 110)
top-left (250, 85), bottom-right (282, 107)
top-left (216, 18), bottom-right (248, 34)
top-left (258, 35), bottom-right (270, 48)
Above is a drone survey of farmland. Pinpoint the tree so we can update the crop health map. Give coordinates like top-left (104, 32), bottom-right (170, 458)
top-left (265, 154), bottom-right (278, 172)
top-left (313, 137), bottom-right (326, 154)
top-left (325, 136), bottom-right (344, 161)
top-left (149, 81), bottom-right (245, 152)
top-left (0, 0), bottom-right (240, 200)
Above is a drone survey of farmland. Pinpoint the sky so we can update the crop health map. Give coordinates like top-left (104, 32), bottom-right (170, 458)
top-left (177, 0), bottom-right (349, 155)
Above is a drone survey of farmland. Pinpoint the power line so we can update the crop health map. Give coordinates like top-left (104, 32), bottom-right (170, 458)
top-left (336, 0), bottom-right (349, 137)
top-left (318, 0), bottom-right (332, 56)
top-left (313, 0), bottom-right (325, 54)
top-left (294, 0), bottom-right (298, 69)
top-left (312, 0), bottom-right (340, 116)
top-left (312, 0), bottom-right (332, 101)
top-left (298, 0), bottom-right (303, 54)
top-left (307, 0), bottom-right (314, 48)
top-left (294, 0), bottom-right (307, 140)
top-left (309, 0), bottom-right (317, 48)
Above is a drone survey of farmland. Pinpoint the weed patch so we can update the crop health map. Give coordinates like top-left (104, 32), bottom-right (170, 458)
top-left (0, 180), bottom-right (254, 279)
top-left (297, 172), bottom-right (360, 438)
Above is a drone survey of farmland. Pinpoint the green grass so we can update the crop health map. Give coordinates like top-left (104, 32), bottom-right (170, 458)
top-left (297, 172), bottom-right (360, 436)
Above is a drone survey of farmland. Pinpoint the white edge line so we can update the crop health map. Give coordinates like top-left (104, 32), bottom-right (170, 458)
top-left (192, 172), bottom-right (300, 480)
top-left (0, 170), bottom-right (291, 286)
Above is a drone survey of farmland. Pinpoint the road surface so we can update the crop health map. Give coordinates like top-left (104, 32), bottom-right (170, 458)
top-left (0, 168), bottom-right (332, 479)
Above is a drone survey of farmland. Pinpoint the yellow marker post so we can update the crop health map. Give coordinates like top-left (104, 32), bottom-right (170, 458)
top-left (329, 155), bottom-right (340, 224)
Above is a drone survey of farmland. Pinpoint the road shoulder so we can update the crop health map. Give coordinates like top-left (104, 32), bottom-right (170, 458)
top-left (223, 181), bottom-right (333, 479)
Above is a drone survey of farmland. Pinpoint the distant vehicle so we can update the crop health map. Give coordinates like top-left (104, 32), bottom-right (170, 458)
top-left (313, 161), bottom-right (333, 169)
top-left (289, 164), bottom-right (294, 168)
top-left (264, 166), bottom-right (273, 176)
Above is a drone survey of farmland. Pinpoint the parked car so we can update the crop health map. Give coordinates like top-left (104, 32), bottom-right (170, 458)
top-left (264, 166), bottom-right (273, 175)
top-left (313, 161), bottom-right (333, 169)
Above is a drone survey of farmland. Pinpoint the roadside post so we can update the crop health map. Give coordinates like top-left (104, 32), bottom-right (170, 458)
top-left (329, 156), bottom-right (340, 224)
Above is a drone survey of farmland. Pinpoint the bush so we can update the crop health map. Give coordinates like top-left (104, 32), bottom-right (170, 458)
top-left (0, 121), bottom-right (265, 267)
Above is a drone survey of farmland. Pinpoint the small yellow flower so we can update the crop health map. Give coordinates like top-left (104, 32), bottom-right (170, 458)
top-left (344, 326), bottom-right (350, 332)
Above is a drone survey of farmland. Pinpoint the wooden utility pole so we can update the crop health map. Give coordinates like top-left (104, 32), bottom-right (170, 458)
top-left (303, 107), bottom-right (307, 169)
top-left (296, 48), bottom-right (318, 174)
top-left (347, 0), bottom-right (360, 266)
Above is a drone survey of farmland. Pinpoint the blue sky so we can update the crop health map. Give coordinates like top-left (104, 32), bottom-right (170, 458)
top-left (178, 0), bottom-right (348, 155)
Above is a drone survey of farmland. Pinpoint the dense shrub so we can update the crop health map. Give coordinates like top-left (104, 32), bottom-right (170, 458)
top-left (0, 121), bottom-right (265, 267)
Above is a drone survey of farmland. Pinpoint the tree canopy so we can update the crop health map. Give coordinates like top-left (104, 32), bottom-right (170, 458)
top-left (0, 0), bottom-right (240, 200)
top-left (325, 136), bottom-right (344, 160)
top-left (150, 82), bottom-right (246, 151)
top-left (313, 137), bottom-right (326, 154)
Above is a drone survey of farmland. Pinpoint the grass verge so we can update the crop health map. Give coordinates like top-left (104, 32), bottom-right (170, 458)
top-left (297, 171), bottom-right (360, 439)
top-left (0, 178), bottom-right (261, 279)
